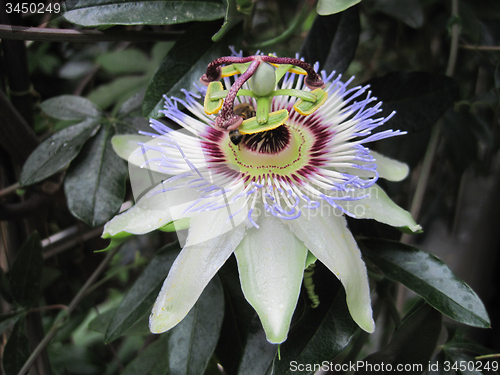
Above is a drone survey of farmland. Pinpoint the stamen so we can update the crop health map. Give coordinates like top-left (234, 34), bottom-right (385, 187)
top-left (243, 125), bottom-right (290, 153)
top-left (248, 209), bottom-right (259, 228)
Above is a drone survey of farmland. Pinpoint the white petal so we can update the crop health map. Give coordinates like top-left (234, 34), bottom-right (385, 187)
top-left (112, 131), bottom-right (208, 175)
top-left (234, 215), bottom-right (307, 344)
top-left (338, 184), bottom-right (422, 233)
top-left (103, 178), bottom-right (199, 237)
top-left (123, 135), bottom-right (171, 174)
top-left (371, 151), bottom-right (409, 181)
top-left (150, 207), bottom-right (247, 333)
top-left (111, 134), bottom-right (152, 161)
top-left (335, 151), bottom-right (409, 182)
top-left (286, 213), bottom-right (375, 333)
top-left (128, 163), bottom-right (169, 204)
top-left (103, 203), bottom-right (173, 237)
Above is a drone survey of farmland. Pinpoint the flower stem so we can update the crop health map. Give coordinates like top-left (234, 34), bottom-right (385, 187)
top-left (246, 0), bottom-right (314, 49)
top-left (0, 25), bottom-right (182, 42)
top-left (398, 0), bottom-right (460, 308)
top-left (28, 304), bottom-right (69, 314)
top-left (0, 182), bottom-right (20, 198)
top-left (446, 0), bottom-right (460, 78)
top-left (401, 0), bottom-right (460, 244)
top-left (459, 44), bottom-right (500, 51)
top-left (18, 247), bottom-right (120, 375)
top-left (404, 123), bottom-right (441, 232)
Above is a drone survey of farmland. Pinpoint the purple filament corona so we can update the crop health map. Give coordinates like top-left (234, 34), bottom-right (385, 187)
top-left (131, 52), bottom-right (405, 229)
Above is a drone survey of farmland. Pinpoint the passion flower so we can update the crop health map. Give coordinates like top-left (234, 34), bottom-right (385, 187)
top-left (104, 53), bottom-right (421, 344)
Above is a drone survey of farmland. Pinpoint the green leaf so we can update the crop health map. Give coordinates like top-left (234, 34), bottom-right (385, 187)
top-left (89, 309), bottom-right (117, 333)
top-left (87, 76), bottom-right (148, 110)
top-left (9, 232), bottom-right (43, 308)
top-left (39, 54), bottom-right (60, 75)
top-left (0, 312), bottom-right (25, 336)
top-left (317, 0), bottom-right (361, 15)
top-left (212, 0), bottom-right (245, 42)
top-left (20, 118), bottom-right (101, 186)
top-left (2, 319), bottom-right (31, 375)
top-left (28, 43), bottom-right (61, 75)
top-left (215, 257), bottom-right (258, 375)
top-left (369, 0), bottom-right (424, 28)
top-left (115, 116), bottom-right (150, 136)
top-left (150, 42), bottom-right (175, 68)
top-left (64, 124), bottom-right (128, 227)
top-left (143, 21), bottom-right (242, 118)
top-left (461, 0), bottom-right (500, 20)
top-left (364, 72), bottom-right (458, 134)
top-left (52, 311), bottom-right (88, 345)
top-left (59, 61), bottom-right (96, 80)
top-left (361, 239), bottom-right (491, 328)
top-left (117, 89), bottom-right (146, 118)
top-left (41, 95), bottom-right (102, 120)
top-left (236, 316), bottom-right (275, 375)
top-left (122, 335), bottom-right (169, 375)
top-left (96, 49), bottom-right (150, 74)
top-left (63, 0), bottom-right (226, 27)
top-left (442, 109), bottom-right (480, 174)
top-left (49, 340), bottom-right (108, 374)
top-left (104, 241), bottom-right (181, 343)
top-left (166, 276), bottom-right (224, 375)
top-left (120, 316), bottom-right (150, 336)
top-left (41, 267), bottom-right (62, 289)
top-left (443, 328), bottom-right (495, 357)
top-left (495, 62), bottom-right (500, 93)
top-left (300, 6), bottom-right (360, 74)
top-left (0, 266), bottom-right (13, 304)
top-left (357, 301), bottom-right (442, 375)
top-left (89, 308), bottom-right (150, 335)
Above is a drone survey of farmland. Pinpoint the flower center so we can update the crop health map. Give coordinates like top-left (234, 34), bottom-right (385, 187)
top-left (218, 119), bottom-right (315, 182)
top-left (242, 125), bottom-right (290, 154)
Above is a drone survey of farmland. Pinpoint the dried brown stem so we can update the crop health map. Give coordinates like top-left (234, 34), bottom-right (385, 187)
top-left (0, 24), bottom-right (183, 42)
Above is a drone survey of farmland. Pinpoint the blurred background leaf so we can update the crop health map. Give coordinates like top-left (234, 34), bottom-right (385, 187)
top-left (105, 241), bottom-right (181, 343)
top-left (144, 21), bottom-right (242, 118)
top-left (357, 301), bottom-right (442, 375)
top-left (317, 0), bottom-right (361, 15)
top-left (361, 239), bottom-right (490, 328)
top-left (300, 6), bottom-right (360, 75)
top-left (2, 319), bottom-right (31, 375)
top-left (63, 0), bottom-right (226, 27)
top-left (64, 123), bottom-right (128, 227)
top-left (9, 233), bottom-right (43, 308)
